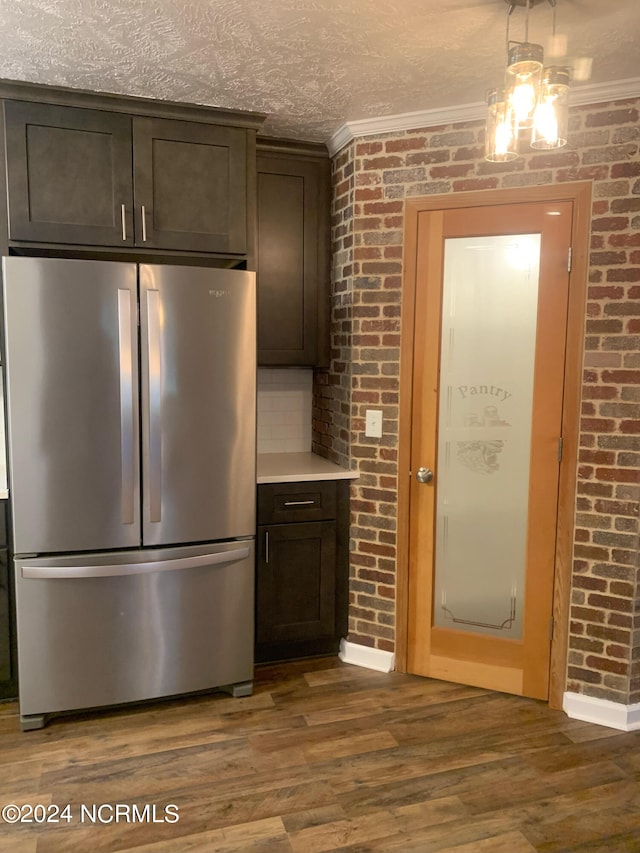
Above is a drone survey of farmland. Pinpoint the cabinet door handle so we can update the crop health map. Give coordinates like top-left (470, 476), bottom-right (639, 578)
top-left (121, 204), bottom-right (127, 241)
top-left (265, 531), bottom-right (269, 564)
top-left (284, 500), bottom-right (315, 507)
top-left (141, 205), bottom-right (147, 242)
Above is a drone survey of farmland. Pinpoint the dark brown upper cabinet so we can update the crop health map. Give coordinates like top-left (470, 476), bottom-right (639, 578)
top-left (4, 100), bottom-right (248, 255)
top-left (4, 101), bottom-right (133, 248)
top-left (132, 116), bottom-right (246, 253)
top-left (256, 141), bottom-right (330, 367)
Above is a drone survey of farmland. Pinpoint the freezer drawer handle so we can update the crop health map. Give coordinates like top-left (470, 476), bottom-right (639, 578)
top-left (21, 546), bottom-right (251, 579)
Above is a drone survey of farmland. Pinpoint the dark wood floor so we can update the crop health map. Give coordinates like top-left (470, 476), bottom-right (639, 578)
top-left (1, 657), bottom-right (640, 852)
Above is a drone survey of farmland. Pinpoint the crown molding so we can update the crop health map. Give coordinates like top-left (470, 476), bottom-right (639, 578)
top-left (327, 101), bottom-right (484, 156)
top-left (569, 76), bottom-right (640, 107)
top-left (0, 78), bottom-right (267, 130)
top-left (327, 76), bottom-right (640, 157)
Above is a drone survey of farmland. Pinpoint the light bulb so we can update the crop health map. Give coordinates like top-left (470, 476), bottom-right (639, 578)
top-left (495, 119), bottom-right (514, 156)
top-left (506, 42), bottom-right (544, 130)
top-left (533, 98), bottom-right (559, 146)
top-left (511, 79), bottom-right (537, 125)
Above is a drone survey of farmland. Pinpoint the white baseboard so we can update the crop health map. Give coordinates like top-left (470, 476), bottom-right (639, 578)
top-left (339, 639), bottom-right (395, 673)
top-left (563, 691), bottom-right (640, 731)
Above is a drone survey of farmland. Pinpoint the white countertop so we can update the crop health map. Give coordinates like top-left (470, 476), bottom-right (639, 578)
top-left (257, 452), bottom-right (358, 484)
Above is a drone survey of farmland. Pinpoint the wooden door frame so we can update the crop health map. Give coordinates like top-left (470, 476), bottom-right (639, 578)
top-left (396, 182), bottom-right (592, 710)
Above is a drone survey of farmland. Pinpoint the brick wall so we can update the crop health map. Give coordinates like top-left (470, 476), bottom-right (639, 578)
top-left (313, 96), bottom-right (640, 703)
top-left (313, 144), bottom-right (354, 468)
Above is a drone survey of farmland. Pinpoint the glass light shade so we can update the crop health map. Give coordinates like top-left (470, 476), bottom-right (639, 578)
top-left (506, 42), bottom-right (544, 130)
top-left (484, 88), bottom-right (518, 162)
top-left (531, 66), bottom-right (570, 149)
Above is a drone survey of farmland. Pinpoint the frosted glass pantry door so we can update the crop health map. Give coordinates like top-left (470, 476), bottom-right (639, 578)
top-left (434, 235), bottom-right (540, 639)
top-left (405, 199), bottom-right (574, 700)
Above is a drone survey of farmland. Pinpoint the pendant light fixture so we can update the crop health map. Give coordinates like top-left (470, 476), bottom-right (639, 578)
top-left (484, 0), bottom-right (571, 161)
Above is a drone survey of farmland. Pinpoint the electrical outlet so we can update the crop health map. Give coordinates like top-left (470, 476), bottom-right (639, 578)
top-left (365, 409), bottom-right (383, 438)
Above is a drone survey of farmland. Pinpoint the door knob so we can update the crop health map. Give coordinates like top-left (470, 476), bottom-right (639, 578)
top-left (416, 467), bottom-right (434, 484)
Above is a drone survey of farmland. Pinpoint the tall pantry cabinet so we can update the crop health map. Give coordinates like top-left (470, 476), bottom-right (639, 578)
top-left (256, 139), bottom-right (330, 367)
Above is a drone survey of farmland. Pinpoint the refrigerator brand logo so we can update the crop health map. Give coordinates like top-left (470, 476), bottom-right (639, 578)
top-left (209, 289), bottom-right (229, 298)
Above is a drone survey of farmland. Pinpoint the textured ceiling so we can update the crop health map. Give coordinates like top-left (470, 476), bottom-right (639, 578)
top-left (0, 0), bottom-right (639, 143)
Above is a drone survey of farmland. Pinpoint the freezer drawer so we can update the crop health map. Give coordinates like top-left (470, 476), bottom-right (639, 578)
top-left (14, 540), bottom-right (254, 724)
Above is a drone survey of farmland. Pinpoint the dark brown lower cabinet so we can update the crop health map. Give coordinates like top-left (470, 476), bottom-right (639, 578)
top-left (0, 549), bottom-right (11, 685)
top-left (0, 499), bottom-right (16, 700)
top-left (255, 480), bottom-right (348, 663)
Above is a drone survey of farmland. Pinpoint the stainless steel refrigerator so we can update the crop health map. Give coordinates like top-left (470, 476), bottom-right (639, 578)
top-left (2, 257), bottom-right (256, 730)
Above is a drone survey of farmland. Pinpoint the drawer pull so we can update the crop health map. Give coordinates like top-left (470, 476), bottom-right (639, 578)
top-left (284, 500), bottom-right (316, 507)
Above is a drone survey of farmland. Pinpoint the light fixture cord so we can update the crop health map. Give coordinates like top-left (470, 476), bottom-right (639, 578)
top-left (525, 0), bottom-right (530, 43)
top-left (506, 6), bottom-right (510, 58)
top-left (506, 2), bottom-right (514, 58)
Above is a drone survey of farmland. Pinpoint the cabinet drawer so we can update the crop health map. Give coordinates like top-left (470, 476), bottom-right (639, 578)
top-left (258, 480), bottom-right (336, 524)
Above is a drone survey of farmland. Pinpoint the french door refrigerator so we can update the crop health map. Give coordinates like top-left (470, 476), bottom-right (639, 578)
top-left (2, 257), bottom-right (256, 730)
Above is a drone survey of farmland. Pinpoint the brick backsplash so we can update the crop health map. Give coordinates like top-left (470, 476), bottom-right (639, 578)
top-left (257, 368), bottom-right (313, 454)
top-left (313, 96), bottom-right (640, 703)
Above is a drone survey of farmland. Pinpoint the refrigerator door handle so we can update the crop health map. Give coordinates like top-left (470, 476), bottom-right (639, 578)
top-left (147, 288), bottom-right (162, 522)
top-left (117, 289), bottom-right (135, 525)
top-left (21, 546), bottom-right (251, 580)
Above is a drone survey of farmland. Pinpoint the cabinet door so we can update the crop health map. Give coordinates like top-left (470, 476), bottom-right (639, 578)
top-left (256, 521), bottom-right (336, 646)
top-left (0, 549), bottom-right (10, 686)
top-left (132, 117), bottom-right (247, 253)
top-left (4, 100), bottom-right (134, 246)
top-left (256, 152), bottom-right (330, 366)
top-left (0, 500), bottom-right (12, 695)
